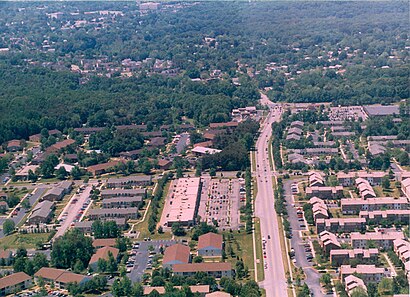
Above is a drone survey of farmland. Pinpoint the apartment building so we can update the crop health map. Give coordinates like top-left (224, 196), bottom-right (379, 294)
top-left (351, 231), bottom-right (405, 249)
top-left (316, 218), bottom-right (366, 234)
top-left (341, 197), bottom-right (409, 215)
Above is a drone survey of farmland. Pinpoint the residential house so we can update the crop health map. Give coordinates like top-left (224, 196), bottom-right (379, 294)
top-left (319, 231), bottom-right (341, 254)
top-left (330, 249), bottom-right (379, 266)
top-left (356, 178), bottom-right (376, 199)
top-left (316, 218), bottom-right (366, 234)
top-left (87, 208), bottom-right (139, 220)
top-left (163, 244), bottom-right (191, 269)
top-left (351, 231), bottom-right (405, 249)
top-left (102, 196), bottom-right (142, 209)
top-left (172, 262), bottom-right (232, 278)
top-left (28, 200), bottom-right (54, 225)
top-left (88, 246), bottom-right (119, 270)
top-left (206, 292), bottom-right (232, 297)
top-left (45, 139), bottom-right (76, 154)
top-left (101, 189), bottom-right (146, 199)
top-left (106, 176), bottom-right (152, 188)
top-left (143, 285), bottom-right (209, 296)
top-left (340, 265), bottom-right (390, 284)
top-left (401, 178), bottom-right (410, 199)
top-left (344, 275), bottom-right (367, 297)
top-left (337, 171), bottom-right (386, 186)
top-left (309, 172), bottom-right (325, 187)
top-left (7, 140), bottom-right (22, 152)
top-left (0, 272), bottom-right (32, 296)
top-left (341, 197), bottom-right (409, 215)
top-left (34, 268), bottom-right (90, 289)
top-left (0, 250), bottom-right (12, 266)
top-left (359, 209), bottom-right (410, 223)
top-left (87, 160), bottom-right (124, 176)
top-left (393, 239), bottom-right (410, 275)
top-left (42, 187), bottom-right (65, 202)
top-left (74, 127), bottom-right (104, 135)
top-left (92, 238), bottom-right (117, 249)
top-left (305, 186), bottom-right (343, 199)
top-left (197, 232), bottom-right (223, 257)
top-left (309, 197), bottom-right (329, 221)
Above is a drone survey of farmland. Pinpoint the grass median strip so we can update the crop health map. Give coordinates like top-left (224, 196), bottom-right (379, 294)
top-left (254, 217), bottom-right (265, 282)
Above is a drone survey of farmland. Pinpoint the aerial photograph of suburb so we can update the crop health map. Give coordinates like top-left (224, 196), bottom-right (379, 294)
top-left (0, 1), bottom-right (408, 297)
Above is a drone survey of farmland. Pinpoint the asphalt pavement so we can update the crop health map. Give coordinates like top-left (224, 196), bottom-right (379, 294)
top-left (128, 240), bottom-right (176, 283)
top-left (283, 179), bottom-right (323, 296)
top-left (53, 185), bottom-right (93, 239)
top-left (254, 93), bottom-right (287, 297)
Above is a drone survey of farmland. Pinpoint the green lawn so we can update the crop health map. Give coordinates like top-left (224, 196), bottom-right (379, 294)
top-left (0, 232), bottom-right (50, 249)
top-left (254, 218), bottom-right (265, 282)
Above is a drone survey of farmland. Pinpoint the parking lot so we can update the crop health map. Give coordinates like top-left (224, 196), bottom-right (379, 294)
top-left (54, 184), bottom-right (93, 239)
top-left (198, 177), bottom-right (241, 230)
top-left (127, 239), bottom-right (176, 283)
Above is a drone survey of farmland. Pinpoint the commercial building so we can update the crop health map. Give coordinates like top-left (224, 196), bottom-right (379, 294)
top-left (163, 178), bottom-right (201, 227)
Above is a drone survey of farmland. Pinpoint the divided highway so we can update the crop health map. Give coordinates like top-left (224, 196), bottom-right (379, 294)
top-left (255, 93), bottom-right (287, 297)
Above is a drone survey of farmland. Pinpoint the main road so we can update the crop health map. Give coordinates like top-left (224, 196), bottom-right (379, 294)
top-left (255, 93), bottom-right (287, 297)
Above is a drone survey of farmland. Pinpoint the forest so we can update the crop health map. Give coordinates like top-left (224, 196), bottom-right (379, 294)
top-left (0, 1), bottom-right (408, 144)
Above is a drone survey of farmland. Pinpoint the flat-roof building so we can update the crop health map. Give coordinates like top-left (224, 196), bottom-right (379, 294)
top-left (162, 178), bottom-right (201, 227)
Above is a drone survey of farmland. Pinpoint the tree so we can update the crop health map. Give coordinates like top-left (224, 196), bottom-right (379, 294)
top-left (381, 176), bottom-right (390, 189)
top-left (28, 169), bottom-right (38, 182)
top-left (51, 229), bottom-right (93, 269)
top-left (171, 222), bottom-right (186, 236)
top-left (3, 219), bottom-right (15, 235)
top-left (151, 275), bottom-right (166, 286)
top-left (320, 273), bottom-right (333, 291)
top-left (378, 278), bottom-right (393, 296)
top-left (107, 251), bottom-right (118, 275)
top-left (97, 259), bottom-right (107, 272)
top-left (56, 166), bottom-right (68, 180)
top-left (350, 287), bottom-right (368, 297)
top-left (193, 255), bottom-right (203, 263)
top-left (209, 167), bottom-right (216, 177)
top-left (132, 283), bottom-right (144, 297)
top-left (21, 199), bottom-right (30, 210)
top-left (71, 166), bottom-right (82, 180)
top-left (32, 253), bottom-right (49, 272)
